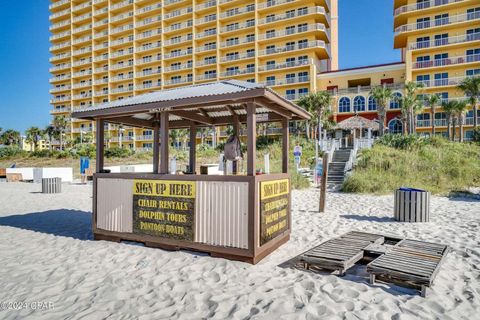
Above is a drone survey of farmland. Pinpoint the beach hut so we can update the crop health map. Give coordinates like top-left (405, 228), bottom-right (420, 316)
top-left (71, 80), bottom-right (311, 264)
top-left (334, 115), bottom-right (380, 147)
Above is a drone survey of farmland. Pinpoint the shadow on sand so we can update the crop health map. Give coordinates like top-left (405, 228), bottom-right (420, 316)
top-left (340, 214), bottom-right (395, 223)
top-left (0, 209), bottom-right (93, 240)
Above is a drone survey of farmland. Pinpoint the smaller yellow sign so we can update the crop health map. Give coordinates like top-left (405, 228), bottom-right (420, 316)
top-left (133, 180), bottom-right (195, 199)
top-left (260, 179), bottom-right (289, 200)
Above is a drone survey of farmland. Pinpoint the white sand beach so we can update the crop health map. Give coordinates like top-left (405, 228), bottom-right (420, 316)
top-left (0, 182), bottom-right (479, 319)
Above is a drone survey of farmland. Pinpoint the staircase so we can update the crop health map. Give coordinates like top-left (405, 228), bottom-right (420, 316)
top-left (327, 148), bottom-right (352, 190)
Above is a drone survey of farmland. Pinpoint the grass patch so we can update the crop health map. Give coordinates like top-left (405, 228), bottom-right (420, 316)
top-left (342, 135), bottom-right (480, 195)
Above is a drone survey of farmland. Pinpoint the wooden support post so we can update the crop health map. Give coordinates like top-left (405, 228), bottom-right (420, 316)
top-left (282, 118), bottom-right (289, 173)
top-left (232, 114), bottom-right (240, 174)
top-left (189, 123), bottom-right (196, 174)
top-left (160, 111), bottom-right (169, 174)
top-left (319, 152), bottom-right (329, 212)
top-left (95, 118), bottom-right (104, 173)
top-left (153, 117), bottom-right (160, 174)
top-left (246, 102), bottom-right (256, 176)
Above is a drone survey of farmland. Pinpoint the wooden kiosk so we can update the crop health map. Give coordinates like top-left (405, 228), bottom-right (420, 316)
top-left (72, 80), bottom-right (311, 264)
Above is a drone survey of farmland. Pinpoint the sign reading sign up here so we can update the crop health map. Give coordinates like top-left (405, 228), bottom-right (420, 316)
top-left (260, 179), bottom-right (289, 246)
top-left (132, 180), bottom-right (195, 241)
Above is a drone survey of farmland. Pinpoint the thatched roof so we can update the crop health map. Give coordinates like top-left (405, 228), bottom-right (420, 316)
top-left (335, 116), bottom-right (380, 130)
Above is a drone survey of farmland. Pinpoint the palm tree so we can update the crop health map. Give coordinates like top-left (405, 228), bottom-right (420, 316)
top-left (297, 91), bottom-right (332, 140)
top-left (455, 100), bottom-right (468, 142)
top-left (52, 115), bottom-right (68, 150)
top-left (442, 100), bottom-right (457, 141)
top-left (1, 129), bottom-right (21, 146)
top-left (457, 76), bottom-right (480, 129)
top-left (25, 126), bottom-right (44, 151)
top-left (44, 125), bottom-right (56, 151)
top-left (399, 81), bottom-right (424, 134)
top-left (369, 86), bottom-right (394, 136)
top-left (425, 94), bottom-right (441, 136)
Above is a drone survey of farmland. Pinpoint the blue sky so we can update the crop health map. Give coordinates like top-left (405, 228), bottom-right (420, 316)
top-left (0, 0), bottom-right (400, 134)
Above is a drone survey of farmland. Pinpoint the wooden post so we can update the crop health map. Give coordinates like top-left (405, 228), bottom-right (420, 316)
top-left (160, 111), bottom-right (169, 174)
top-left (246, 102), bottom-right (256, 176)
top-left (189, 123), bottom-right (196, 174)
top-left (153, 116), bottom-right (160, 174)
top-left (282, 117), bottom-right (289, 173)
top-left (95, 118), bottom-right (104, 173)
top-left (319, 152), bottom-right (329, 212)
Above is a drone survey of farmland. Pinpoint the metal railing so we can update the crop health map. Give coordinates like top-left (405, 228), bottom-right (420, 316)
top-left (395, 11), bottom-right (480, 35)
top-left (258, 23), bottom-right (326, 40)
top-left (412, 54), bottom-right (480, 69)
top-left (394, 0), bottom-right (463, 16)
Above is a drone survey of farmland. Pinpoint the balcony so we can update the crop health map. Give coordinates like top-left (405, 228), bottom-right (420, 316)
top-left (111, 11), bottom-right (134, 23)
top-left (415, 76), bottom-right (470, 88)
top-left (50, 96), bottom-right (71, 103)
top-left (258, 6), bottom-right (329, 26)
top-left (111, 0), bottom-right (133, 11)
top-left (220, 51), bottom-right (255, 63)
top-left (136, 16), bottom-right (162, 28)
top-left (73, 1), bottom-right (92, 12)
top-left (94, 54), bottom-right (108, 62)
top-left (164, 77), bottom-right (193, 85)
top-left (50, 53), bottom-right (71, 62)
top-left (94, 91), bottom-right (108, 97)
top-left (136, 42), bottom-right (162, 53)
top-left (94, 7), bottom-right (108, 16)
top-left (196, 59), bottom-right (217, 67)
top-left (164, 63), bottom-right (193, 72)
top-left (412, 54), bottom-right (480, 69)
top-left (50, 8), bottom-right (70, 21)
top-left (196, 44), bottom-right (217, 52)
top-left (262, 76), bottom-right (310, 87)
top-left (328, 83), bottom-right (405, 95)
top-left (137, 69), bottom-right (162, 78)
top-left (73, 70), bottom-right (93, 77)
top-left (258, 0), bottom-right (329, 11)
top-left (136, 3), bottom-right (162, 15)
top-left (409, 32), bottom-right (480, 50)
top-left (163, 49), bottom-right (193, 59)
top-left (50, 63), bottom-right (71, 72)
top-left (136, 135), bottom-right (153, 141)
top-left (110, 61), bottom-right (134, 70)
top-left (220, 67), bottom-right (255, 77)
top-left (73, 47), bottom-right (92, 56)
top-left (164, 7), bottom-right (193, 20)
top-left (135, 83), bottom-right (161, 90)
top-left (73, 36), bottom-right (93, 45)
top-left (73, 13), bottom-right (92, 23)
top-left (94, 30), bottom-right (109, 39)
top-left (111, 86), bottom-right (133, 94)
top-left (72, 81), bottom-right (93, 89)
top-left (163, 21), bottom-right (193, 33)
top-left (284, 92), bottom-right (309, 101)
top-left (135, 56), bottom-right (162, 65)
top-left (111, 24), bottom-right (134, 35)
top-left (220, 5), bottom-right (255, 19)
top-left (72, 58), bottom-right (93, 67)
top-left (394, 11), bottom-right (480, 47)
top-left (50, 85), bottom-right (71, 93)
top-left (220, 37), bottom-right (254, 48)
top-left (94, 78), bottom-right (109, 85)
top-left (49, 0), bottom-right (70, 10)
top-left (258, 40), bottom-right (328, 58)
top-left (258, 59), bottom-right (311, 72)
top-left (195, 0), bottom-right (217, 11)
top-left (110, 74), bottom-right (134, 82)
top-left (50, 74), bottom-right (71, 83)
top-left (110, 49), bottom-right (134, 59)
top-left (394, 0), bottom-right (466, 20)
top-left (50, 41), bottom-right (71, 52)
top-left (50, 20), bottom-right (70, 31)
top-left (50, 31), bottom-right (71, 42)
top-left (220, 21), bottom-right (254, 34)
top-left (164, 35), bottom-right (193, 46)
top-left (50, 106), bottom-right (71, 114)
top-left (196, 74), bottom-right (217, 81)
top-left (136, 29), bottom-right (162, 40)
top-left (196, 29), bottom-right (217, 39)
top-left (258, 23), bottom-right (327, 41)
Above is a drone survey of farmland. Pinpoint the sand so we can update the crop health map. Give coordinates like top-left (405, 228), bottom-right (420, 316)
top-left (0, 182), bottom-right (479, 319)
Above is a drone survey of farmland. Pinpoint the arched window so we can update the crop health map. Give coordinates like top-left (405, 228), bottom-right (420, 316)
top-left (338, 97), bottom-right (351, 113)
top-left (368, 96), bottom-right (377, 111)
top-left (388, 119), bottom-right (403, 134)
top-left (390, 92), bottom-right (402, 109)
top-left (353, 96), bottom-right (366, 112)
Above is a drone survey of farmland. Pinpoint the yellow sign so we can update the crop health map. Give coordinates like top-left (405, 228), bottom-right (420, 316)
top-left (260, 179), bottom-right (289, 200)
top-left (133, 180), bottom-right (195, 198)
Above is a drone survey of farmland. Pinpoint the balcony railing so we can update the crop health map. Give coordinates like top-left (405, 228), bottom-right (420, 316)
top-left (50, 96), bottom-right (71, 103)
top-left (136, 56), bottom-right (162, 65)
top-left (196, 74), bottom-right (217, 81)
top-left (164, 63), bottom-right (193, 72)
top-left (284, 92), bottom-right (309, 101)
top-left (258, 59), bottom-right (311, 71)
top-left (258, 40), bottom-right (327, 56)
top-left (110, 74), bottom-right (134, 82)
top-left (50, 20), bottom-right (70, 31)
top-left (110, 61), bottom-right (134, 70)
top-left (330, 83), bottom-right (405, 95)
top-left (73, 1), bottom-right (92, 12)
top-left (73, 36), bottom-right (93, 45)
top-left (73, 47), bottom-right (92, 56)
top-left (50, 8), bottom-right (70, 20)
top-left (50, 106), bottom-right (71, 114)
top-left (73, 70), bottom-right (93, 77)
top-left (163, 21), bottom-right (193, 33)
top-left (196, 59), bottom-right (217, 67)
top-left (136, 135), bottom-right (153, 141)
top-left (50, 85), bottom-right (71, 93)
top-left (111, 0), bottom-right (133, 11)
top-left (111, 87), bottom-right (133, 94)
top-left (413, 54), bottom-right (480, 69)
top-left (395, 12), bottom-right (480, 35)
top-left (258, 23), bottom-right (326, 40)
top-left (195, 0), bottom-right (216, 11)
top-left (409, 32), bottom-right (480, 50)
top-left (94, 30), bottom-right (109, 39)
top-left (220, 67), bottom-right (255, 77)
top-left (416, 76), bottom-right (474, 88)
top-left (50, 41), bottom-right (71, 51)
top-left (136, 29), bottom-right (162, 40)
top-left (220, 51), bottom-right (255, 62)
top-left (50, 63), bottom-right (71, 72)
top-left (163, 49), bottom-right (193, 59)
top-left (94, 7), bottom-right (108, 16)
top-left (111, 24), bottom-right (134, 34)
top-left (258, 6), bottom-right (328, 25)
top-left (136, 16), bottom-right (162, 27)
top-left (72, 58), bottom-right (93, 67)
top-left (73, 13), bottom-right (92, 23)
top-left (196, 44), bottom-right (217, 52)
top-left (50, 31), bottom-right (70, 41)
top-left (50, 74), bottom-right (71, 83)
top-left (220, 5), bottom-right (255, 19)
top-left (136, 3), bottom-right (162, 15)
top-left (164, 7), bottom-right (193, 19)
top-left (220, 21), bottom-right (254, 33)
top-left (111, 11), bottom-right (134, 23)
top-left (164, 35), bottom-right (193, 46)
top-left (135, 83), bottom-right (161, 90)
top-left (394, 0), bottom-right (464, 17)
top-left (262, 76), bottom-right (310, 86)
top-left (72, 81), bottom-right (93, 89)
top-left (49, 0), bottom-right (70, 10)
top-left (164, 77), bottom-right (193, 85)
top-left (50, 53), bottom-right (71, 62)
top-left (196, 29), bottom-right (217, 39)
top-left (110, 49), bottom-right (134, 58)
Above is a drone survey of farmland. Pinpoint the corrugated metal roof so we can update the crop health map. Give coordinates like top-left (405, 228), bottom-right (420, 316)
top-left (74, 80), bottom-right (265, 113)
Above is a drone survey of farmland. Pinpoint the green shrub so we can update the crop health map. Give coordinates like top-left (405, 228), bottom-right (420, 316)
top-left (69, 144), bottom-right (96, 158)
top-left (104, 147), bottom-right (133, 158)
top-left (290, 171), bottom-right (311, 190)
top-left (0, 146), bottom-right (26, 159)
top-left (473, 128), bottom-right (480, 144)
top-left (375, 133), bottom-right (431, 150)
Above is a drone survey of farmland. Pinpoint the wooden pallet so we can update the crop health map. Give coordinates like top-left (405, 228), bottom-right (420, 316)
top-left (299, 231), bottom-right (385, 275)
top-left (367, 240), bottom-right (449, 297)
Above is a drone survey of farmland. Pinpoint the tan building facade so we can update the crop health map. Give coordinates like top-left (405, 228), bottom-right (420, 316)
top-left (49, 0), bottom-right (338, 149)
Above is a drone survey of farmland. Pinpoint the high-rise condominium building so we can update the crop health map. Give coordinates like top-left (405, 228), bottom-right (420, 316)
top-left (394, 0), bottom-right (480, 137)
top-left (49, 0), bottom-right (338, 149)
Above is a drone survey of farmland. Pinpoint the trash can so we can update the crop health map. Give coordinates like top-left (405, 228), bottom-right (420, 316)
top-left (394, 187), bottom-right (430, 222)
top-left (42, 177), bottom-right (62, 194)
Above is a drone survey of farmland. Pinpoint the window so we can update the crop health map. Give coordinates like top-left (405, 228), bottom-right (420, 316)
top-left (467, 7), bottom-right (480, 20)
top-left (416, 0), bottom-right (430, 10)
top-left (266, 45), bottom-right (276, 54)
top-left (416, 36), bottom-right (430, 49)
top-left (436, 92), bottom-right (448, 103)
top-left (467, 28), bottom-right (480, 41)
top-left (416, 17), bottom-right (430, 29)
top-left (417, 113), bottom-right (431, 128)
top-left (466, 69), bottom-right (480, 76)
top-left (368, 96), bottom-right (377, 111)
top-left (266, 60), bottom-right (276, 70)
top-left (434, 72), bottom-right (448, 86)
top-left (388, 119), bottom-right (403, 134)
top-left (416, 55), bottom-right (431, 68)
top-left (298, 39), bottom-right (308, 49)
top-left (434, 14), bottom-right (449, 26)
top-left (266, 30), bottom-right (276, 38)
top-left (285, 89), bottom-right (296, 100)
top-left (299, 88), bottom-right (308, 97)
top-left (338, 97), bottom-right (351, 113)
top-left (297, 23), bottom-right (307, 33)
top-left (416, 74), bottom-right (430, 86)
top-left (285, 26), bottom-right (295, 35)
top-left (390, 92), bottom-right (402, 109)
top-left (266, 76), bottom-right (275, 86)
top-left (298, 71), bottom-right (308, 82)
top-left (434, 53), bottom-right (448, 66)
top-left (286, 41), bottom-right (295, 50)
top-left (286, 73), bottom-right (296, 83)
top-left (466, 49), bottom-right (480, 62)
top-left (297, 7), bottom-right (308, 16)
top-left (353, 96), bottom-right (366, 112)
top-left (434, 34), bottom-right (448, 46)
